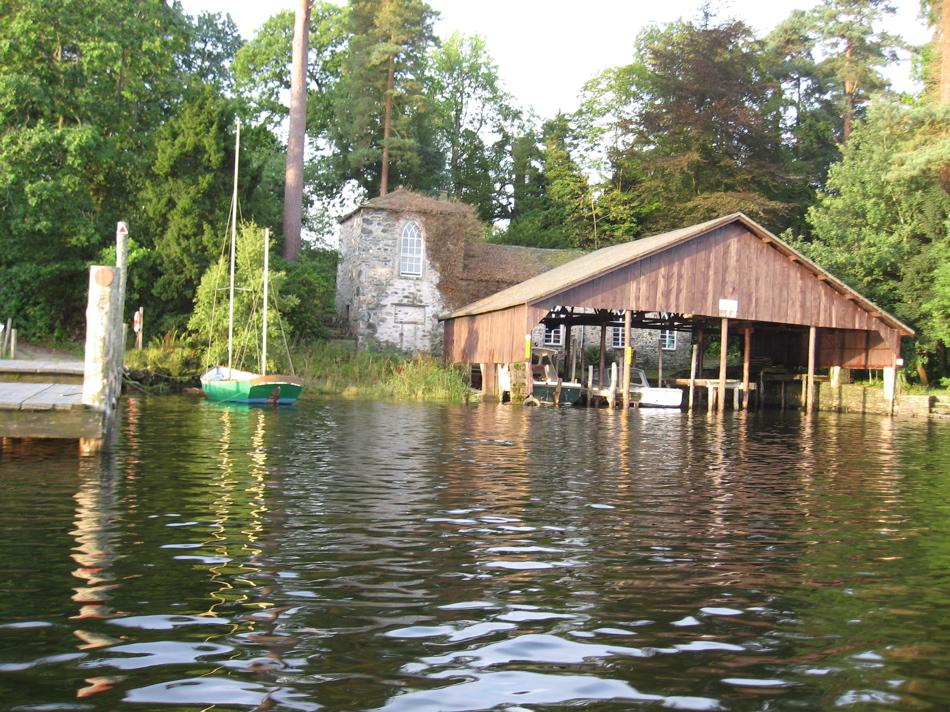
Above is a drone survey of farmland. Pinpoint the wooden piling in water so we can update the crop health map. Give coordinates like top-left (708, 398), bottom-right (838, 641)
top-left (80, 265), bottom-right (124, 453)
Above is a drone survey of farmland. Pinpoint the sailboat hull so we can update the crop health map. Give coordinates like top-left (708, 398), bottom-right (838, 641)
top-left (200, 367), bottom-right (304, 404)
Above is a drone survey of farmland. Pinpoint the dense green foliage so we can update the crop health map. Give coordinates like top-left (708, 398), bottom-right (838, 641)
top-left (4, 0), bottom-right (949, 380)
top-left (189, 222), bottom-right (298, 373)
top-left (797, 100), bottom-right (950, 381)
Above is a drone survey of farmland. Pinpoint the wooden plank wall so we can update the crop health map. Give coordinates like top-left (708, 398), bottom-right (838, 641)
top-left (444, 304), bottom-right (529, 364)
top-left (818, 330), bottom-right (896, 369)
top-left (529, 224), bottom-right (903, 362)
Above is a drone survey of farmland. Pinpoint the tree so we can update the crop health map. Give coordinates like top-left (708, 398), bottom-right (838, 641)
top-left (283, 0), bottom-right (311, 262)
top-left (586, 15), bottom-right (792, 236)
top-left (0, 0), bottom-right (194, 336)
top-left (136, 92), bottom-right (241, 326)
top-left (803, 0), bottom-right (905, 143)
top-left (189, 222), bottom-right (298, 372)
top-left (766, 9), bottom-right (842, 200)
top-left (500, 116), bottom-right (595, 249)
top-left (802, 100), bottom-right (950, 379)
top-left (179, 10), bottom-right (244, 92)
top-left (233, 3), bottom-right (347, 209)
top-left (333, 0), bottom-right (440, 197)
top-left (429, 32), bottom-right (518, 221)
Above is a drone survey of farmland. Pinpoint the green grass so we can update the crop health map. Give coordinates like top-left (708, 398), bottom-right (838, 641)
top-left (290, 341), bottom-right (472, 402)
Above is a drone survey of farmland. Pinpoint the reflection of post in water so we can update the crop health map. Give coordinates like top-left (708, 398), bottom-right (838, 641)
top-left (70, 453), bottom-right (125, 650)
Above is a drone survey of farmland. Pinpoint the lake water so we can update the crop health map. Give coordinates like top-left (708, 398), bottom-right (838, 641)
top-left (3, 396), bottom-right (950, 711)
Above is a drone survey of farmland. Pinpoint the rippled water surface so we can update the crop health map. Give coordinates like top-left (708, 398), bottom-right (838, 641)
top-left (3, 397), bottom-right (950, 711)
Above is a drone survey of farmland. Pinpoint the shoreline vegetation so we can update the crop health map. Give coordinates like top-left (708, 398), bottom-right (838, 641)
top-left (18, 337), bottom-right (949, 404)
top-left (120, 336), bottom-right (474, 402)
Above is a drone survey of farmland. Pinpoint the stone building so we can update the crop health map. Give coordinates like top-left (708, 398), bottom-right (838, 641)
top-left (335, 189), bottom-right (580, 354)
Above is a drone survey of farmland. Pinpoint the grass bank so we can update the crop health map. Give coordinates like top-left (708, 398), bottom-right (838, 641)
top-left (291, 341), bottom-right (472, 402)
top-left (121, 336), bottom-right (474, 402)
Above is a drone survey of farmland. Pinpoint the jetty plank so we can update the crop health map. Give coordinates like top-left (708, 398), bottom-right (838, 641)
top-left (0, 408), bottom-right (102, 439)
top-left (0, 360), bottom-right (85, 385)
top-left (0, 382), bottom-right (84, 410)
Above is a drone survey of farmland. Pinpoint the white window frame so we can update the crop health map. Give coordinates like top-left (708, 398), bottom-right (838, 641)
top-left (543, 325), bottom-right (565, 347)
top-left (611, 327), bottom-right (625, 348)
top-left (399, 220), bottom-right (423, 277)
top-left (659, 329), bottom-right (676, 351)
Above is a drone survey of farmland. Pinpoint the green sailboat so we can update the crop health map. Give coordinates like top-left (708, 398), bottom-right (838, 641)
top-left (200, 122), bottom-right (303, 405)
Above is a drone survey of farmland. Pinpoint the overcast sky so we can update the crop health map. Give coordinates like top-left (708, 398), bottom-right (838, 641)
top-left (180, 0), bottom-right (932, 118)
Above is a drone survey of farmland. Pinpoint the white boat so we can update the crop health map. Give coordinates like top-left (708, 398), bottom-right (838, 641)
top-left (629, 368), bottom-right (683, 408)
top-left (530, 348), bottom-right (583, 404)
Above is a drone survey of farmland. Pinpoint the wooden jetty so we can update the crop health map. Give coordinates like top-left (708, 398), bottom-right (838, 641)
top-left (0, 224), bottom-right (128, 453)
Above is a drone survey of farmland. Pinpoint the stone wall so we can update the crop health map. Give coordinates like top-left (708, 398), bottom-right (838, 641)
top-left (335, 208), bottom-right (446, 354)
top-left (818, 383), bottom-right (933, 417)
top-left (529, 323), bottom-right (692, 373)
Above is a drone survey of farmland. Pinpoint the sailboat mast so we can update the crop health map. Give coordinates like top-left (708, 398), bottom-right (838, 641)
top-left (262, 228), bottom-right (269, 376)
top-left (227, 120), bottom-right (241, 374)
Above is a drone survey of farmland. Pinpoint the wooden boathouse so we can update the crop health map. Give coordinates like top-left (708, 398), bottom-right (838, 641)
top-left (440, 213), bottom-right (914, 411)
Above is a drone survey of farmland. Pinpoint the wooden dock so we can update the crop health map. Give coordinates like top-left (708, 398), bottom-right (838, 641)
top-left (1, 223), bottom-right (128, 451)
top-left (0, 363), bottom-right (103, 439)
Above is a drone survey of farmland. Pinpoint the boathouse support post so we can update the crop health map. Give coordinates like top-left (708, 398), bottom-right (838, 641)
top-left (883, 366), bottom-right (897, 415)
top-left (608, 361), bottom-right (618, 408)
top-left (480, 363), bottom-right (499, 402)
top-left (622, 310), bottom-right (632, 409)
top-left (718, 318), bottom-right (729, 412)
top-left (563, 327), bottom-right (572, 381)
top-left (598, 317), bottom-right (607, 388)
top-left (688, 343), bottom-right (698, 411)
top-left (806, 326), bottom-right (817, 413)
top-left (742, 328), bottom-right (752, 410)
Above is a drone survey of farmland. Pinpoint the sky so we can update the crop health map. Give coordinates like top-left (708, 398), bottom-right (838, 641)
top-left (179, 0), bottom-right (933, 118)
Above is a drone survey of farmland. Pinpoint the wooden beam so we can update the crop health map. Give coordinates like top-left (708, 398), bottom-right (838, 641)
top-left (742, 328), bottom-right (752, 410)
top-left (806, 326), bottom-right (817, 413)
top-left (688, 343), bottom-right (698, 411)
top-left (622, 310), bottom-right (632, 409)
top-left (718, 318), bottom-right (729, 412)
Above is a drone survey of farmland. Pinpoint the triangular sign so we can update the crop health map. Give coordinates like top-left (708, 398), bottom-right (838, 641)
top-left (117, 223), bottom-right (128, 234)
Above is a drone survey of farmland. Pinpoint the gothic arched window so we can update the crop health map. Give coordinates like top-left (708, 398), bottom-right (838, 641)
top-left (399, 220), bottom-right (423, 277)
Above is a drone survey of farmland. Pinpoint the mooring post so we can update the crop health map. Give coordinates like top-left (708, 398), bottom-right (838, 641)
top-left (81, 266), bottom-right (123, 453)
top-left (688, 343), bottom-right (698, 411)
top-left (805, 326), bottom-right (817, 413)
top-left (718, 318), bottom-right (729, 412)
top-left (622, 310), bottom-right (632, 409)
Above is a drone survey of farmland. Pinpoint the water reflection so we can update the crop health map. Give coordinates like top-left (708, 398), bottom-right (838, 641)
top-left (3, 399), bottom-right (950, 711)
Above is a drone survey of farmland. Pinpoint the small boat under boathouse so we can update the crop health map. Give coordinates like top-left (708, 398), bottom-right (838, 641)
top-left (439, 213), bottom-right (915, 413)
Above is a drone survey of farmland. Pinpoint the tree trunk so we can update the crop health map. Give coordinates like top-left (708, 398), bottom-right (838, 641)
top-left (380, 51), bottom-right (395, 197)
top-left (940, 0), bottom-right (950, 103)
top-left (842, 40), bottom-right (856, 144)
top-left (282, 0), bottom-right (310, 261)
